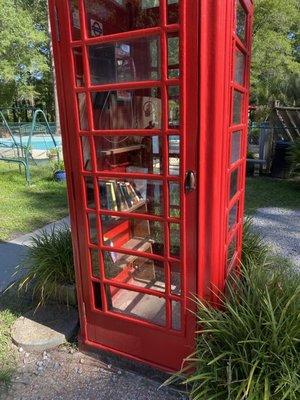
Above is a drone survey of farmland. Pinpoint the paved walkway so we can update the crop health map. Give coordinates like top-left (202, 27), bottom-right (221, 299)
top-left (0, 217), bottom-right (69, 292)
top-left (252, 207), bottom-right (300, 269)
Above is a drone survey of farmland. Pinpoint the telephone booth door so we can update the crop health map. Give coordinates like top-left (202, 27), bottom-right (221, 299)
top-left (49, 0), bottom-right (199, 371)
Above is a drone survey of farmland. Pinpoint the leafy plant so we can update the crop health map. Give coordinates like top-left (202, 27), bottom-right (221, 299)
top-left (287, 140), bottom-right (300, 169)
top-left (165, 222), bottom-right (300, 399)
top-left (18, 226), bottom-right (75, 307)
top-left (52, 159), bottom-right (65, 172)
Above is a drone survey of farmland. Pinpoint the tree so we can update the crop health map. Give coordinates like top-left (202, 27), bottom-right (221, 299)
top-left (0, 0), bottom-right (49, 109)
top-left (251, 0), bottom-right (300, 109)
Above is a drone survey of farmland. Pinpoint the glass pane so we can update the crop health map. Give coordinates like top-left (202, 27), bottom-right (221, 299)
top-left (170, 261), bottom-right (181, 295)
top-left (90, 249), bottom-right (100, 278)
top-left (104, 251), bottom-right (165, 292)
top-left (77, 93), bottom-right (88, 130)
top-left (233, 90), bottom-right (243, 125)
top-left (88, 37), bottom-right (160, 85)
top-left (168, 34), bottom-right (179, 78)
top-left (168, 86), bottom-right (180, 128)
top-left (91, 87), bottom-right (162, 130)
top-left (98, 178), bottom-right (164, 215)
top-left (170, 223), bottom-right (180, 258)
top-left (234, 48), bottom-right (245, 85)
top-left (168, 0), bottom-right (179, 24)
top-left (228, 202), bottom-right (238, 231)
top-left (88, 213), bottom-right (98, 244)
top-left (169, 135), bottom-right (180, 176)
top-left (94, 135), bottom-right (163, 174)
top-left (81, 136), bottom-right (92, 171)
top-left (236, 1), bottom-right (247, 42)
top-left (169, 182), bottom-right (180, 218)
top-left (231, 131), bottom-right (241, 164)
top-left (172, 300), bottom-right (181, 330)
top-left (93, 282), bottom-right (103, 310)
top-left (85, 177), bottom-right (95, 209)
top-left (230, 169), bottom-right (238, 199)
top-left (227, 234), bottom-right (237, 267)
top-left (106, 286), bottom-right (166, 326)
top-left (84, 0), bottom-right (160, 37)
top-left (101, 216), bottom-right (165, 256)
top-left (73, 48), bottom-right (84, 87)
top-left (69, 0), bottom-right (81, 40)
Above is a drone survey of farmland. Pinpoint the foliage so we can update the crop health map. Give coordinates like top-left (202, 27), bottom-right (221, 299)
top-left (0, 163), bottom-right (68, 241)
top-left (165, 224), bottom-right (300, 399)
top-left (18, 226), bottom-right (75, 307)
top-left (251, 0), bottom-right (300, 109)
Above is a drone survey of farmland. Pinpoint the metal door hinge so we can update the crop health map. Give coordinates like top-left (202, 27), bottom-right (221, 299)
top-left (185, 170), bottom-right (196, 193)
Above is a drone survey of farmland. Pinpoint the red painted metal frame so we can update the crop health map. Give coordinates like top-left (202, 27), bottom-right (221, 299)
top-left (48, 0), bottom-right (253, 371)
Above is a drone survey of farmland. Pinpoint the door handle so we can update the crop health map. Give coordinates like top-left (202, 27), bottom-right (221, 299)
top-left (185, 171), bottom-right (196, 193)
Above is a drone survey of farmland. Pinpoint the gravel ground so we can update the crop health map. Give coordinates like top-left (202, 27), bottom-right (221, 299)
top-left (251, 207), bottom-right (300, 268)
top-left (0, 346), bottom-right (187, 400)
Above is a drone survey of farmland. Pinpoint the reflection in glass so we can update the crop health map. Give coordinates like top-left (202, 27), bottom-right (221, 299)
top-left (101, 216), bottom-right (165, 256)
top-left (106, 286), bottom-right (166, 326)
top-left (168, 86), bottom-right (180, 128)
top-left (97, 178), bottom-right (164, 216)
top-left (168, 135), bottom-right (180, 176)
top-left (168, 34), bottom-right (179, 78)
top-left (228, 202), bottom-right (238, 231)
top-left (88, 213), bottom-right (98, 244)
top-left (236, 1), bottom-right (247, 42)
top-left (230, 169), bottom-right (238, 199)
top-left (84, 0), bottom-right (160, 37)
top-left (85, 177), bottom-right (95, 209)
top-left (104, 251), bottom-right (165, 292)
top-left (91, 87), bottom-right (162, 130)
top-left (168, 0), bottom-right (179, 24)
top-left (227, 234), bottom-right (237, 267)
top-left (169, 182), bottom-right (180, 218)
top-left (233, 90), bottom-right (243, 125)
top-left (77, 93), bottom-right (88, 130)
top-left (170, 223), bottom-right (180, 258)
top-left (90, 249), bottom-right (100, 278)
top-left (172, 301), bottom-right (181, 330)
top-left (69, 0), bottom-right (81, 40)
top-left (81, 136), bottom-right (92, 171)
top-left (73, 48), bottom-right (84, 87)
top-left (170, 262), bottom-right (181, 295)
top-left (234, 49), bottom-right (245, 85)
top-left (94, 135), bottom-right (162, 174)
top-left (231, 131), bottom-right (241, 164)
top-left (88, 37), bottom-right (160, 85)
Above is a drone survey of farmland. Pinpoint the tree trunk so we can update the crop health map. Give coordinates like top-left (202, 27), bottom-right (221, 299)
top-left (47, 2), bottom-right (61, 134)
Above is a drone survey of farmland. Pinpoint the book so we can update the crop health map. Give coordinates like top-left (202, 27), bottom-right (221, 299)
top-left (110, 180), bottom-right (122, 211)
top-left (120, 182), bottom-right (133, 208)
top-left (99, 182), bottom-right (107, 209)
top-left (117, 182), bottom-right (129, 210)
top-left (106, 181), bottom-right (118, 211)
top-left (125, 182), bottom-right (139, 205)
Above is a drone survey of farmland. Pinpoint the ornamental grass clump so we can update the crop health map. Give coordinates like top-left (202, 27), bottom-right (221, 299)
top-left (166, 221), bottom-right (300, 400)
top-left (18, 226), bottom-right (75, 307)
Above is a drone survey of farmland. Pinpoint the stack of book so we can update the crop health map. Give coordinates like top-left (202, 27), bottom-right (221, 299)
top-left (100, 180), bottom-right (143, 211)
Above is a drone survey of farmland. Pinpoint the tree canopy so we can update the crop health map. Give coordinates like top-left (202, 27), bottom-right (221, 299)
top-left (251, 0), bottom-right (300, 107)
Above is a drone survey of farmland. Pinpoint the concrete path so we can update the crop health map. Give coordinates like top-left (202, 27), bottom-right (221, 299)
top-left (252, 207), bottom-right (300, 269)
top-left (0, 217), bottom-right (69, 292)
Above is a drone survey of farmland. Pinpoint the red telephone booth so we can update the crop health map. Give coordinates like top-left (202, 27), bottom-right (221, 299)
top-left (48, 0), bottom-right (253, 371)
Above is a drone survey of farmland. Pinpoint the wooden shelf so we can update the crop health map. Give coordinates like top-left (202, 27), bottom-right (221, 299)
top-left (100, 145), bottom-right (143, 156)
top-left (112, 237), bottom-right (153, 266)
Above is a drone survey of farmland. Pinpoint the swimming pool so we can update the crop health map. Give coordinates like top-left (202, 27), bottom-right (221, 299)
top-left (0, 135), bottom-right (62, 150)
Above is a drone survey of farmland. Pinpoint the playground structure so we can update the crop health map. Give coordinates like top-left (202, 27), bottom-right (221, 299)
top-left (0, 109), bottom-right (60, 182)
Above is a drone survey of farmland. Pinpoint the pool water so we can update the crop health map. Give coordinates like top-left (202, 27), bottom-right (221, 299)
top-left (1, 135), bottom-right (62, 150)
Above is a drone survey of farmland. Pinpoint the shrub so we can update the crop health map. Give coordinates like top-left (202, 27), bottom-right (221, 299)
top-left (18, 226), bottom-right (75, 307)
top-left (166, 222), bottom-right (300, 400)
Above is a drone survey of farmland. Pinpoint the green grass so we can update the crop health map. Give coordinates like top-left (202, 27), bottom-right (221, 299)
top-left (0, 163), bottom-right (68, 241)
top-left (245, 176), bottom-right (300, 214)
